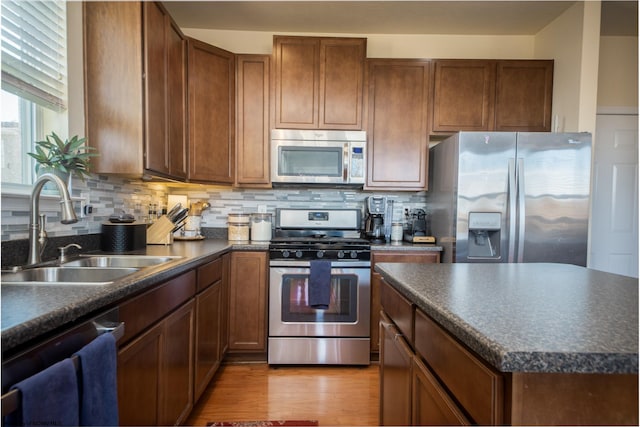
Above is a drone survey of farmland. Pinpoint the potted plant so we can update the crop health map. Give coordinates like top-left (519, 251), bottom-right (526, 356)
top-left (28, 133), bottom-right (97, 187)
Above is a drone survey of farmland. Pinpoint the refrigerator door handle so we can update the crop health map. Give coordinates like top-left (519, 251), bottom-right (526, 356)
top-left (508, 158), bottom-right (517, 263)
top-left (517, 158), bottom-right (526, 263)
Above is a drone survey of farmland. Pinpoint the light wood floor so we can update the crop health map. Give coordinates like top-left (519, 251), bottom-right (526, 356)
top-left (185, 363), bottom-right (380, 426)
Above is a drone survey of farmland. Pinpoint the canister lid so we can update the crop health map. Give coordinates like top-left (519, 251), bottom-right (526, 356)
top-left (228, 213), bottom-right (250, 224)
top-left (250, 213), bottom-right (272, 219)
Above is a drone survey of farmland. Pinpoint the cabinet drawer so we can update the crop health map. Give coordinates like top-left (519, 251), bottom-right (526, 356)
top-left (197, 257), bottom-right (223, 292)
top-left (372, 251), bottom-right (440, 264)
top-left (119, 271), bottom-right (196, 344)
top-left (412, 356), bottom-right (470, 425)
top-left (380, 280), bottom-right (413, 344)
top-left (414, 309), bottom-right (503, 425)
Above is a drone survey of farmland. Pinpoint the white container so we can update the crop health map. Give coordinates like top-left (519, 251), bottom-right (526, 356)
top-left (251, 213), bottom-right (272, 242)
top-left (228, 213), bottom-right (250, 241)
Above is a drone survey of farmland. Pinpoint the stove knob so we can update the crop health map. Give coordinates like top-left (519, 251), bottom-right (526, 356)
top-left (350, 251), bottom-right (358, 259)
top-left (317, 250), bottom-right (324, 258)
top-left (295, 250), bottom-right (303, 258)
top-left (282, 250), bottom-right (290, 258)
top-left (337, 250), bottom-right (345, 259)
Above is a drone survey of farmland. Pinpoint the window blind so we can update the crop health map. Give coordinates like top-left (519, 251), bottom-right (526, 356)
top-left (1, 0), bottom-right (67, 111)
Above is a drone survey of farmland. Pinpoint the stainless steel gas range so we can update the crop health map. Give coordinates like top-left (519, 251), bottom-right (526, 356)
top-left (268, 208), bottom-right (371, 365)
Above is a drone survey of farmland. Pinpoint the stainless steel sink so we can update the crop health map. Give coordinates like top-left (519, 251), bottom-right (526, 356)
top-left (62, 255), bottom-right (182, 268)
top-left (1, 267), bottom-right (140, 285)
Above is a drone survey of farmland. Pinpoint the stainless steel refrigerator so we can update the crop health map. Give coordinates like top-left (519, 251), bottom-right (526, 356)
top-left (429, 132), bottom-right (592, 266)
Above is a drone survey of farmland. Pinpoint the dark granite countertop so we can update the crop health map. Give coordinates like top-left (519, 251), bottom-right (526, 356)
top-left (1, 239), bottom-right (269, 354)
top-left (375, 262), bottom-right (638, 374)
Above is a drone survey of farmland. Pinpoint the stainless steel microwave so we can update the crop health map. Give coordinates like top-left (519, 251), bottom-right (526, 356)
top-left (271, 129), bottom-right (366, 186)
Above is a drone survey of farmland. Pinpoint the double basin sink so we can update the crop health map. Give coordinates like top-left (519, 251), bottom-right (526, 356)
top-left (1, 255), bottom-right (183, 286)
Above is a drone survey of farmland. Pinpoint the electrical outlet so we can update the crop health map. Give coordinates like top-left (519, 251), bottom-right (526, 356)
top-left (79, 193), bottom-right (91, 218)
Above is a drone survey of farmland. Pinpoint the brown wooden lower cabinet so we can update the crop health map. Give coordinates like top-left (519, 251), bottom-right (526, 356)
top-left (379, 312), bottom-right (412, 426)
top-left (412, 356), bottom-right (470, 425)
top-left (118, 299), bottom-right (195, 426)
top-left (228, 251), bottom-right (268, 353)
top-left (194, 257), bottom-right (225, 400)
top-left (117, 319), bottom-right (163, 426)
top-left (371, 250), bottom-right (440, 353)
top-left (160, 300), bottom-right (195, 426)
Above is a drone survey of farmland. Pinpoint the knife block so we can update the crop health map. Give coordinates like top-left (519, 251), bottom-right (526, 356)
top-left (147, 216), bottom-right (175, 245)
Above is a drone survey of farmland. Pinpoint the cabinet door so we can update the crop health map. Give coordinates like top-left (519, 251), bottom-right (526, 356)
top-left (83, 2), bottom-right (144, 175)
top-left (167, 19), bottom-right (188, 179)
top-left (188, 39), bottom-right (235, 183)
top-left (194, 281), bottom-right (222, 400)
top-left (236, 54), bottom-right (271, 186)
top-left (380, 313), bottom-right (412, 426)
top-left (160, 300), bottom-right (195, 426)
top-left (412, 356), bottom-right (470, 425)
top-left (370, 251), bottom-right (441, 353)
top-left (143, 2), bottom-right (170, 176)
top-left (273, 36), bottom-right (319, 128)
top-left (319, 38), bottom-right (365, 130)
top-left (228, 251), bottom-right (268, 352)
top-left (432, 60), bottom-right (496, 132)
top-left (366, 59), bottom-right (431, 190)
top-left (220, 253), bottom-right (231, 355)
top-left (495, 60), bottom-right (553, 132)
top-left (118, 321), bottom-right (163, 426)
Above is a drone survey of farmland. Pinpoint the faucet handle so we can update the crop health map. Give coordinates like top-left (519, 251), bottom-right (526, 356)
top-left (58, 243), bottom-right (82, 263)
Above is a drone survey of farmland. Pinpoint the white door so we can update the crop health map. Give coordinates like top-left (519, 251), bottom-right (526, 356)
top-left (589, 113), bottom-right (638, 278)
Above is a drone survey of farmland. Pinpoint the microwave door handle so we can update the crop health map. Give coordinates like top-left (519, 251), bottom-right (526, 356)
top-left (343, 143), bottom-right (349, 182)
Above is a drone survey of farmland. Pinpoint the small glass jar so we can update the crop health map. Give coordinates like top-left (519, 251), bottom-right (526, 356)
top-left (228, 213), bottom-right (250, 241)
top-left (391, 222), bottom-right (403, 242)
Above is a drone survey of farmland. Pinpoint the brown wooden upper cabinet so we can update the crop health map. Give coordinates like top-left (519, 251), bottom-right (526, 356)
top-left (236, 54), bottom-right (271, 187)
top-left (432, 59), bottom-right (496, 132)
top-left (432, 59), bottom-right (553, 133)
top-left (495, 60), bottom-right (553, 131)
top-left (187, 39), bottom-right (235, 184)
top-left (84, 2), bottom-right (187, 180)
top-left (365, 59), bottom-right (431, 191)
top-left (273, 36), bottom-right (366, 130)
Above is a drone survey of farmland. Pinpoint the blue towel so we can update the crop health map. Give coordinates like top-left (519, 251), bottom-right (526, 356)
top-left (5, 358), bottom-right (79, 427)
top-left (309, 259), bottom-right (332, 309)
top-left (74, 332), bottom-right (119, 426)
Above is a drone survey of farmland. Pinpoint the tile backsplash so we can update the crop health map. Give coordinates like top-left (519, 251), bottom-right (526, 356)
top-left (1, 174), bottom-right (428, 242)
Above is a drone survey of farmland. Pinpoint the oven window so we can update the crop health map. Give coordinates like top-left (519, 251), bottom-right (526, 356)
top-left (278, 146), bottom-right (342, 177)
top-left (281, 273), bottom-right (358, 323)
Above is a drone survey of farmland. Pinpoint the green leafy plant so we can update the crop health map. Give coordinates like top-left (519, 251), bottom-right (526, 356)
top-left (28, 132), bottom-right (98, 181)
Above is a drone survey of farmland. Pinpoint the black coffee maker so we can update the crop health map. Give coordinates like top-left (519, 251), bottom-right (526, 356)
top-left (364, 196), bottom-right (387, 243)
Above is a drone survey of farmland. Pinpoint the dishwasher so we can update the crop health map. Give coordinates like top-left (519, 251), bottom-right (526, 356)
top-left (1, 307), bottom-right (124, 419)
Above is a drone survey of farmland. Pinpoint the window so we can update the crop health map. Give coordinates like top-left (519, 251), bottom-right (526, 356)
top-left (1, 0), bottom-right (68, 187)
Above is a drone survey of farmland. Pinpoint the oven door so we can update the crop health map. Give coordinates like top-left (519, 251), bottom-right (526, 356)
top-left (269, 260), bottom-right (370, 337)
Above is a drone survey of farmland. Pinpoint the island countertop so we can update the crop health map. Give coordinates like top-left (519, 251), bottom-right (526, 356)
top-left (375, 262), bottom-right (638, 374)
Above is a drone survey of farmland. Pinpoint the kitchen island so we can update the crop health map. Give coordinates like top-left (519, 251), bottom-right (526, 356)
top-left (375, 262), bottom-right (638, 425)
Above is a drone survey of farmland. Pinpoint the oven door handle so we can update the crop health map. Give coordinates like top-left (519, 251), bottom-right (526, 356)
top-left (269, 260), bottom-right (371, 268)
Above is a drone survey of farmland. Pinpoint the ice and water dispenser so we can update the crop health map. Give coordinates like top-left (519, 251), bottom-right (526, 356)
top-left (467, 212), bottom-right (501, 259)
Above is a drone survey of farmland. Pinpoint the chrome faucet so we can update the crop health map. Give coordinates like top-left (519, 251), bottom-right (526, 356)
top-left (27, 173), bottom-right (79, 266)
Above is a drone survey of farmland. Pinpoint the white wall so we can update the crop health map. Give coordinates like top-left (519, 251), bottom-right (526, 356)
top-left (182, 29), bottom-right (536, 59)
top-left (534, 1), bottom-right (601, 134)
top-left (598, 36), bottom-right (639, 108)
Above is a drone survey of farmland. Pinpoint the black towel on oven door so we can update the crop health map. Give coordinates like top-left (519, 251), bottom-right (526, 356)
top-left (308, 260), bottom-right (332, 309)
